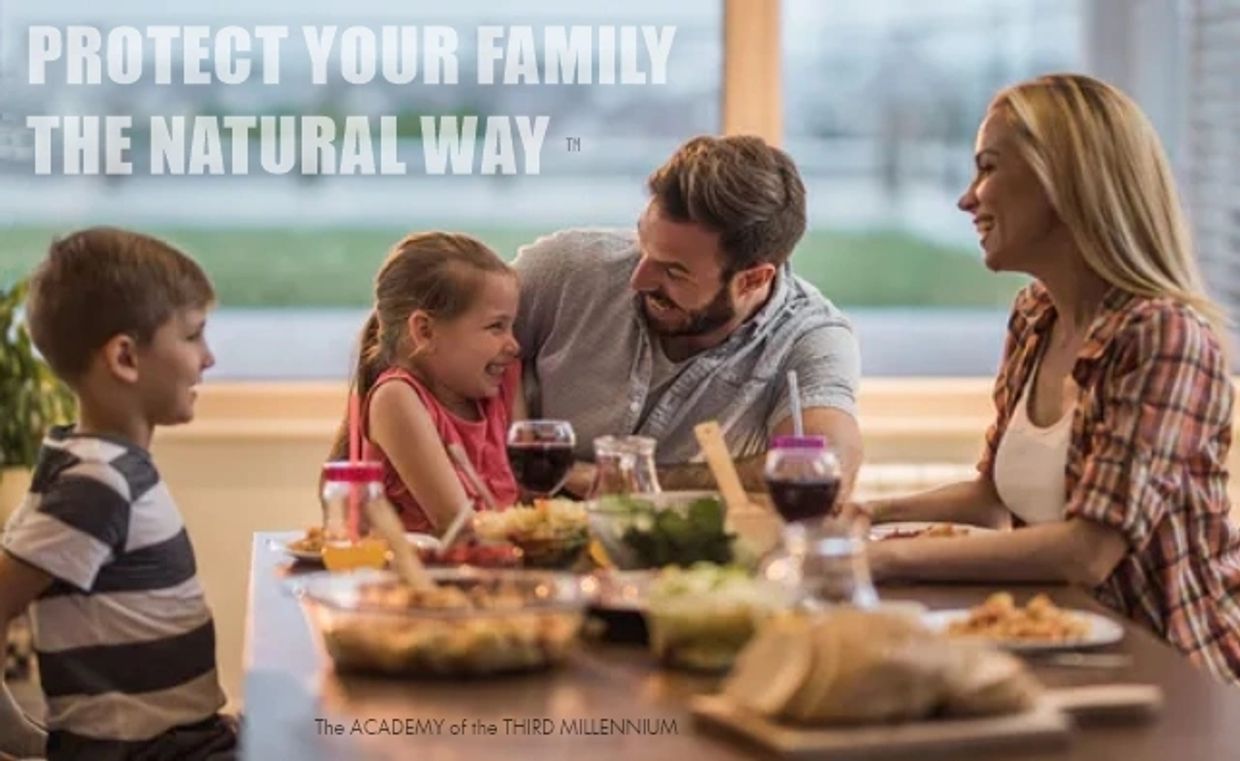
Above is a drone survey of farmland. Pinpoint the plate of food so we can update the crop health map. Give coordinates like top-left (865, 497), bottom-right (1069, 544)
top-left (282, 528), bottom-right (440, 565)
top-left (868, 522), bottom-right (995, 542)
top-left (297, 567), bottom-right (587, 676)
top-left (284, 527), bottom-right (327, 563)
top-left (418, 538), bottom-right (524, 569)
top-left (922, 592), bottom-right (1124, 653)
top-left (473, 499), bottom-right (589, 569)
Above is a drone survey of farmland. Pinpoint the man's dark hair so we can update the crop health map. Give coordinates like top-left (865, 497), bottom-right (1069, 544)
top-left (646, 135), bottom-right (807, 276)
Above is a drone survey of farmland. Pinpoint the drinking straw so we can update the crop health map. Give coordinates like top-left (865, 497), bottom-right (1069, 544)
top-left (447, 443), bottom-right (500, 513)
top-left (439, 500), bottom-right (473, 550)
top-left (347, 390), bottom-right (361, 542)
top-left (787, 370), bottom-right (804, 436)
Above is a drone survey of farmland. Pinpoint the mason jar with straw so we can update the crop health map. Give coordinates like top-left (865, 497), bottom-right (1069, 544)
top-left (318, 390), bottom-right (388, 571)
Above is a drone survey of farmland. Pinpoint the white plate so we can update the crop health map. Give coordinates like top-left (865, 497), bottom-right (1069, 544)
top-left (281, 532), bottom-right (440, 564)
top-left (868, 522), bottom-right (995, 541)
top-left (922, 608), bottom-right (1125, 652)
top-left (282, 539), bottom-right (322, 564)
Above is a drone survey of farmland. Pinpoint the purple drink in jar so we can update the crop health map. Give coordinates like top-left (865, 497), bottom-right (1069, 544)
top-left (764, 436), bottom-right (839, 524)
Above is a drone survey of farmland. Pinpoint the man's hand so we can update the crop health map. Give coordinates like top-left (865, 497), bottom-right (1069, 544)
top-left (561, 462), bottom-right (597, 499)
top-left (659, 456), bottom-right (765, 493)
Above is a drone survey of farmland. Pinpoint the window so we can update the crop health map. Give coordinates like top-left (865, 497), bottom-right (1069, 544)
top-left (1185, 0), bottom-right (1240, 340)
top-left (782, 0), bottom-right (1085, 373)
top-left (0, 0), bottom-right (722, 378)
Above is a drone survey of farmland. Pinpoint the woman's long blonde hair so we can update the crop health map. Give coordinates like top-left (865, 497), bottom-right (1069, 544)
top-left (990, 73), bottom-right (1228, 337)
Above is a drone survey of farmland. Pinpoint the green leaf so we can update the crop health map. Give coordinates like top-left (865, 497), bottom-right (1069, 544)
top-left (619, 496), bottom-right (736, 569)
top-left (687, 497), bottom-right (725, 534)
top-left (0, 277), bottom-right (76, 468)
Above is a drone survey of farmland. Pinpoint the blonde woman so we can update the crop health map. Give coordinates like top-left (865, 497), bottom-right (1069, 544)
top-left (855, 74), bottom-right (1240, 682)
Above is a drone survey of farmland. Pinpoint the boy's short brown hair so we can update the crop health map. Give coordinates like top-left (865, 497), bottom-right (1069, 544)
top-left (646, 135), bottom-right (807, 276)
top-left (26, 227), bottom-right (215, 382)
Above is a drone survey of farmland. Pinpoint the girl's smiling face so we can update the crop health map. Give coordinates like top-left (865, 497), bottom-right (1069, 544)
top-left (411, 271), bottom-right (520, 404)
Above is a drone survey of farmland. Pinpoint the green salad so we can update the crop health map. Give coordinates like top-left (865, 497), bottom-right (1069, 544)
top-left (645, 563), bottom-right (789, 671)
top-left (594, 494), bottom-right (735, 568)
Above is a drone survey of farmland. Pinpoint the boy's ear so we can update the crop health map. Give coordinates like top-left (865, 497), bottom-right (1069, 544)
top-left (100, 333), bottom-right (141, 384)
top-left (406, 311), bottom-right (435, 354)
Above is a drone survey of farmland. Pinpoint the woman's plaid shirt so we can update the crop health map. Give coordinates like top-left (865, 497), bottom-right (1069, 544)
top-left (979, 282), bottom-right (1240, 682)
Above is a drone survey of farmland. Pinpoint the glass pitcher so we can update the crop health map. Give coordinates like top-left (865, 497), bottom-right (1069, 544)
top-left (588, 435), bottom-right (662, 498)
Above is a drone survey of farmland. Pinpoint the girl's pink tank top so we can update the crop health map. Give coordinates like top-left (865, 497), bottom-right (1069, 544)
top-left (362, 362), bottom-right (521, 533)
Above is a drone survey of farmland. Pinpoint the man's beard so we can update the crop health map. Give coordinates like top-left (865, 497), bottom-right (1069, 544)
top-left (641, 284), bottom-right (736, 337)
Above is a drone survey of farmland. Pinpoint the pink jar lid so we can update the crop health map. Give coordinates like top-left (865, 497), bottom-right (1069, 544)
top-left (769, 435), bottom-right (828, 450)
top-left (322, 461), bottom-right (384, 482)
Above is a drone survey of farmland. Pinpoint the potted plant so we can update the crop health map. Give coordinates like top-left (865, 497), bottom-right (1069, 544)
top-left (1, 277), bottom-right (75, 523)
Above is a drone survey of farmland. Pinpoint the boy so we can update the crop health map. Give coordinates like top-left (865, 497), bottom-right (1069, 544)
top-left (0, 228), bottom-right (236, 761)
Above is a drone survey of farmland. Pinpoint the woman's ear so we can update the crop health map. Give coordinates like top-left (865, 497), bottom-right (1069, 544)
top-left (100, 333), bottom-right (140, 384)
top-left (406, 310), bottom-right (436, 356)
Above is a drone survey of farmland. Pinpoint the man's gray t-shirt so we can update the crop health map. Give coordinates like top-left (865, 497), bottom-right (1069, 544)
top-left (638, 340), bottom-right (692, 429)
top-left (513, 229), bottom-right (860, 465)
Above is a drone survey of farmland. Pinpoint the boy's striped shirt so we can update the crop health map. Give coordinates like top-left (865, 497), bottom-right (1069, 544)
top-left (2, 427), bottom-right (225, 760)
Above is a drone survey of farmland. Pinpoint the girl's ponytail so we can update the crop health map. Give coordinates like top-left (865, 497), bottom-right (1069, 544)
top-left (328, 310), bottom-right (384, 461)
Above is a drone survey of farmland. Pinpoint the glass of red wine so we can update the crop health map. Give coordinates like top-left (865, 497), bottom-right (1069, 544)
top-left (763, 436), bottom-right (840, 524)
top-left (507, 420), bottom-right (576, 498)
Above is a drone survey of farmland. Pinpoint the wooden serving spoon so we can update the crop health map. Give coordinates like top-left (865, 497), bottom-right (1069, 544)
top-left (694, 420), bottom-right (750, 515)
top-left (448, 443), bottom-right (499, 513)
top-left (365, 498), bottom-right (434, 590)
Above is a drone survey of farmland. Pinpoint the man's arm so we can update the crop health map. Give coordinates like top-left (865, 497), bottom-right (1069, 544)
top-left (658, 406), bottom-right (862, 497)
top-left (781, 407), bottom-right (863, 501)
top-left (658, 457), bottom-right (758, 492)
top-left (0, 552), bottom-right (52, 759)
top-left (512, 231), bottom-right (574, 419)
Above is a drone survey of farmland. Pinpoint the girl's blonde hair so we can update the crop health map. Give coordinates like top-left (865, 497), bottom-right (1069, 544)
top-left (990, 73), bottom-right (1228, 336)
top-left (329, 232), bottom-right (512, 461)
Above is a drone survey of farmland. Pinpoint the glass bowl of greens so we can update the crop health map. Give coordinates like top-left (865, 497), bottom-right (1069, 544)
top-left (586, 491), bottom-right (736, 570)
top-left (645, 563), bottom-right (792, 671)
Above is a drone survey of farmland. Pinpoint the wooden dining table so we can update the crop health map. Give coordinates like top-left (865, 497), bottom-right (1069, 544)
top-left (241, 530), bottom-right (1240, 760)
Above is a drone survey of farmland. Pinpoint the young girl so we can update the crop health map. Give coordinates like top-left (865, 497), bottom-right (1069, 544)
top-left (330, 232), bottom-right (523, 534)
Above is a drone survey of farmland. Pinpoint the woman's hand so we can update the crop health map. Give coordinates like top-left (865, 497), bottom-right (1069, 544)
top-left (835, 500), bottom-right (877, 532)
top-left (864, 538), bottom-right (891, 582)
top-left (857, 518), bottom-right (1127, 586)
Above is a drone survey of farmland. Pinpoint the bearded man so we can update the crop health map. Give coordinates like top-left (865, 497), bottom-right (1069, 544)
top-left (514, 135), bottom-right (862, 496)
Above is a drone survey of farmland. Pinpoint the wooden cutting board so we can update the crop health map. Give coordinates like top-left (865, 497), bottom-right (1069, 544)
top-left (691, 696), bottom-right (1068, 759)
top-left (691, 685), bottom-right (1161, 759)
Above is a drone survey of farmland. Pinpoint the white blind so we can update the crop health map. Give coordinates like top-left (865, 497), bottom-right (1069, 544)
top-left (1186, 0), bottom-right (1240, 335)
